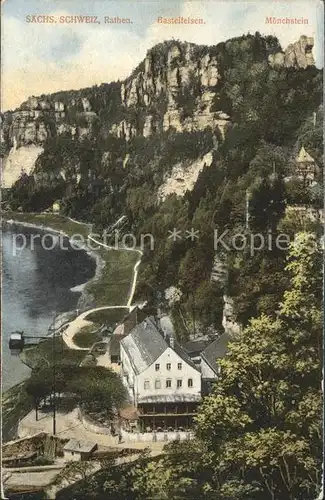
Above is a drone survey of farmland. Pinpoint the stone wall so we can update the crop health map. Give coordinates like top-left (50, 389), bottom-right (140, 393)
top-left (78, 408), bottom-right (111, 436)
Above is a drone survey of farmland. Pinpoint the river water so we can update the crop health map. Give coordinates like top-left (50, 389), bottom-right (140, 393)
top-left (2, 225), bottom-right (96, 391)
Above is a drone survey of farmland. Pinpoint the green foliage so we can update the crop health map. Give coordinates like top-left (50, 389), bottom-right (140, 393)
top-left (85, 307), bottom-right (129, 325)
top-left (73, 324), bottom-right (102, 348)
top-left (2, 382), bottom-right (33, 442)
top-left (20, 336), bottom-right (86, 370)
top-left (52, 239), bottom-right (322, 499)
top-left (195, 233), bottom-right (322, 499)
top-left (26, 364), bottom-right (127, 418)
top-left (6, 33), bottom-right (323, 332)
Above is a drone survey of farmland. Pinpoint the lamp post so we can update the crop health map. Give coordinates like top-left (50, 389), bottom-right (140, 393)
top-left (9, 325), bottom-right (58, 436)
top-left (34, 356), bottom-right (50, 422)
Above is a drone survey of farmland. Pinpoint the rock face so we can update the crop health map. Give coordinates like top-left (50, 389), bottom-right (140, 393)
top-left (268, 35), bottom-right (315, 69)
top-left (222, 295), bottom-right (241, 336)
top-left (1, 36), bottom-right (316, 187)
top-left (116, 42), bottom-right (231, 140)
top-left (1, 94), bottom-right (97, 186)
top-left (158, 151), bottom-right (214, 201)
top-left (2, 144), bottom-right (44, 188)
top-left (210, 254), bottom-right (228, 285)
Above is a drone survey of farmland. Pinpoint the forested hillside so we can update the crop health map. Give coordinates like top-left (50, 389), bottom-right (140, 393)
top-left (2, 32), bottom-right (323, 334)
top-left (2, 30), bottom-right (323, 500)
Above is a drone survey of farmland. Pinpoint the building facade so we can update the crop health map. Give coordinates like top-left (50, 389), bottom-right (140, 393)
top-left (120, 317), bottom-right (201, 432)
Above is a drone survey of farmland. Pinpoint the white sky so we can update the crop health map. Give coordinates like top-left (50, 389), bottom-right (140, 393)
top-left (1, 0), bottom-right (323, 110)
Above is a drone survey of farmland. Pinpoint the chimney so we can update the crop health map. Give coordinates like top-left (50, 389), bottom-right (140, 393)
top-left (169, 336), bottom-right (174, 349)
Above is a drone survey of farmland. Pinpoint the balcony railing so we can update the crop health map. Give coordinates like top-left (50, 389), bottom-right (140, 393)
top-left (138, 407), bottom-right (197, 416)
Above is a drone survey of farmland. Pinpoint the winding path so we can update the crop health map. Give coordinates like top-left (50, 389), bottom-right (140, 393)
top-left (62, 222), bottom-right (143, 350)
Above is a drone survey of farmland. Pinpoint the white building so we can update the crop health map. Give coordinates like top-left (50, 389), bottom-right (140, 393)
top-left (120, 317), bottom-right (201, 431)
top-left (63, 440), bottom-right (97, 462)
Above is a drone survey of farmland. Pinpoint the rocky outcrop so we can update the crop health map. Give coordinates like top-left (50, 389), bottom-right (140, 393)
top-left (116, 42), bottom-right (230, 140)
top-left (143, 115), bottom-right (154, 138)
top-left (268, 35), bottom-right (315, 69)
top-left (110, 120), bottom-right (137, 141)
top-left (222, 295), bottom-right (241, 336)
top-left (1, 93), bottom-right (99, 186)
top-left (158, 151), bottom-right (214, 201)
top-left (2, 143), bottom-right (44, 188)
top-left (210, 254), bottom-right (228, 285)
top-left (1, 35), bottom-right (316, 187)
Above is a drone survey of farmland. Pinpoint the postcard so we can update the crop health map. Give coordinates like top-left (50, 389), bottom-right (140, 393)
top-left (1, 0), bottom-right (324, 498)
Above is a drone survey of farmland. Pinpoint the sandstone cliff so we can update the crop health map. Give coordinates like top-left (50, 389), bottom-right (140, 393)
top-left (1, 35), bottom-right (316, 188)
top-left (115, 42), bottom-right (230, 141)
top-left (268, 35), bottom-right (315, 69)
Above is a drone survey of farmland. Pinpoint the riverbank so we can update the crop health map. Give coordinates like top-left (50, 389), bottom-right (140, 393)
top-left (2, 212), bottom-right (140, 308)
top-left (2, 214), bottom-right (103, 311)
top-left (1, 212), bottom-right (142, 441)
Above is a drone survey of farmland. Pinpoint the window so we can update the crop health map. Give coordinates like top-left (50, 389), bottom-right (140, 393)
top-left (166, 379), bottom-right (172, 388)
top-left (177, 379), bottom-right (182, 388)
top-left (166, 363), bottom-right (171, 370)
top-left (144, 380), bottom-right (150, 390)
top-left (188, 378), bottom-right (193, 388)
top-left (177, 362), bottom-right (182, 370)
top-left (155, 379), bottom-right (161, 389)
top-left (155, 363), bottom-right (160, 371)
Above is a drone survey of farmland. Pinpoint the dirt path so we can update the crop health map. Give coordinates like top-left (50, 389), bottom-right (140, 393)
top-left (87, 234), bottom-right (143, 307)
top-left (62, 306), bottom-right (130, 351)
top-left (62, 229), bottom-right (143, 350)
top-left (18, 408), bottom-right (165, 453)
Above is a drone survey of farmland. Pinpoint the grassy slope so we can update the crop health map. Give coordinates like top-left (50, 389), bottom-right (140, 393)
top-left (73, 324), bottom-right (102, 348)
top-left (85, 307), bottom-right (129, 324)
top-left (2, 212), bottom-right (91, 238)
top-left (20, 337), bottom-right (86, 369)
top-left (2, 382), bottom-right (33, 442)
top-left (88, 248), bottom-right (138, 307)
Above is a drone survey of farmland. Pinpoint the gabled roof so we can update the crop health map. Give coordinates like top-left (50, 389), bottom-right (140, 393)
top-left (63, 439), bottom-right (97, 454)
top-left (173, 342), bottom-right (201, 372)
top-left (296, 146), bottom-right (315, 163)
top-left (183, 339), bottom-right (212, 356)
top-left (109, 334), bottom-right (127, 356)
top-left (121, 317), bottom-right (200, 374)
top-left (121, 317), bottom-right (167, 374)
top-left (201, 332), bottom-right (232, 374)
